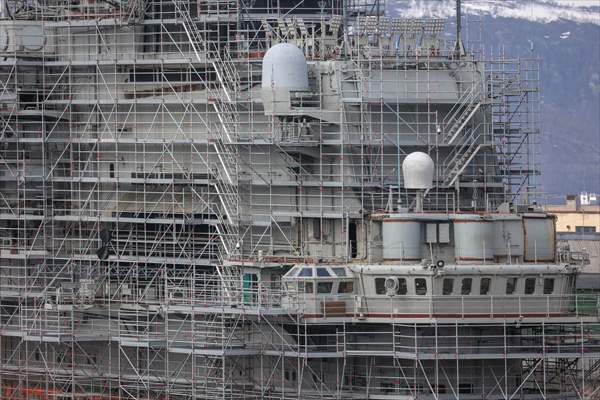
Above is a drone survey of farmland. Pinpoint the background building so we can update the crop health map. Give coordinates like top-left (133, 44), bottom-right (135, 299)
top-left (546, 193), bottom-right (600, 273)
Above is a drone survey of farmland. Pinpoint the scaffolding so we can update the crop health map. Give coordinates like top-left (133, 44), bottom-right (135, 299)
top-left (0, 0), bottom-right (597, 399)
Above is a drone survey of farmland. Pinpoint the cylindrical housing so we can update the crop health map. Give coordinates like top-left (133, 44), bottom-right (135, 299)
top-left (382, 217), bottom-right (422, 261)
top-left (523, 215), bottom-right (556, 262)
top-left (452, 214), bottom-right (494, 262)
top-left (493, 217), bottom-right (524, 257)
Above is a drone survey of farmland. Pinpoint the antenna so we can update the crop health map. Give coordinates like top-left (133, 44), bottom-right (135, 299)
top-left (456, 0), bottom-right (461, 43)
top-left (455, 0), bottom-right (465, 56)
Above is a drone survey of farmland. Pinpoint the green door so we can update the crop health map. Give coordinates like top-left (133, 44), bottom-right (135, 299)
top-left (243, 273), bottom-right (258, 305)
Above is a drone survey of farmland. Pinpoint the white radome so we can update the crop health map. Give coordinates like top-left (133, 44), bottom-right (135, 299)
top-left (402, 151), bottom-right (434, 189)
top-left (261, 43), bottom-right (309, 90)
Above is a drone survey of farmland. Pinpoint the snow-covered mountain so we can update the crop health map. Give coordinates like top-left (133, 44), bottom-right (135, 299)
top-left (391, 1), bottom-right (600, 196)
top-left (392, 0), bottom-right (600, 25)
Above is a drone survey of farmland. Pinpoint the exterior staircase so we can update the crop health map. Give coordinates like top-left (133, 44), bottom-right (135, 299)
top-left (442, 84), bottom-right (482, 144)
top-left (172, 0), bottom-right (242, 294)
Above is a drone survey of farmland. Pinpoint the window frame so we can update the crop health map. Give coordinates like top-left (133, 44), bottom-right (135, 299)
top-left (338, 281), bottom-right (354, 294)
top-left (480, 277), bottom-right (491, 295)
top-left (375, 277), bottom-right (386, 295)
top-left (442, 278), bottom-right (454, 295)
top-left (298, 268), bottom-right (313, 277)
top-left (461, 278), bottom-right (473, 295)
top-left (299, 281), bottom-right (313, 294)
top-left (506, 277), bottom-right (518, 295)
top-left (397, 278), bottom-right (408, 295)
top-left (317, 281), bottom-right (333, 294)
top-left (543, 278), bottom-right (555, 295)
top-left (524, 277), bottom-right (536, 295)
top-left (415, 278), bottom-right (427, 296)
top-left (575, 226), bottom-right (596, 233)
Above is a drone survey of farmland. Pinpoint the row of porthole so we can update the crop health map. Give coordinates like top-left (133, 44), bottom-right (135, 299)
top-left (374, 277), bottom-right (556, 296)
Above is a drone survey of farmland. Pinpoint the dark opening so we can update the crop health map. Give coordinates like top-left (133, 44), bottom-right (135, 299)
top-left (109, 163), bottom-right (115, 178)
top-left (349, 221), bottom-right (357, 258)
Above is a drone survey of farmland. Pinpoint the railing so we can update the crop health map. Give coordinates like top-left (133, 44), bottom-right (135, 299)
top-left (160, 280), bottom-right (600, 321)
top-left (165, 280), bottom-right (285, 310)
top-left (286, 293), bottom-right (600, 320)
top-left (347, 325), bottom-right (600, 357)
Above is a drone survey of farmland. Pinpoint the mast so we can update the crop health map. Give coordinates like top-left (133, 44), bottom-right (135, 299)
top-left (455, 0), bottom-right (465, 56)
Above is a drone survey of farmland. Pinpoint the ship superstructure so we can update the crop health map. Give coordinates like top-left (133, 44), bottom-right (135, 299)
top-left (0, 0), bottom-right (598, 398)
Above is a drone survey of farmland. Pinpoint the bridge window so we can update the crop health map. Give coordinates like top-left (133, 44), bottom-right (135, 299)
top-left (543, 278), bottom-right (555, 294)
top-left (506, 277), bottom-right (517, 295)
top-left (480, 278), bottom-right (491, 295)
top-left (375, 278), bottom-right (386, 295)
top-left (398, 278), bottom-right (408, 295)
top-left (298, 268), bottom-right (313, 277)
top-left (316, 268), bottom-right (331, 277)
top-left (442, 278), bottom-right (454, 295)
top-left (332, 267), bottom-right (347, 277)
top-left (415, 278), bottom-right (427, 295)
top-left (338, 281), bottom-right (354, 294)
top-left (461, 278), bottom-right (472, 295)
top-left (299, 281), bottom-right (313, 294)
top-left (317, 282), bottom-right (333, 294)
top-left (524, 278), bottom-right (536, 295)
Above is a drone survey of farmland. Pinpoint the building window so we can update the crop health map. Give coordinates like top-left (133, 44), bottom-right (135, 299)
top-left (461, 278), bottom-right (473, 295)
top-left (415, 278), bottom-right (427, 295)
top-left (524, 278), bottom-right (536, 295)
top-left (506, 277), bottom-right (518, 295)
top-left (543, 278), bottom-right (555, 294)
top-left (442, 278), bottom-right (454, 295)
top-left (480, 278), bottom-right (491, 295)
top-left (575, 226), bottom-right (596, 233)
